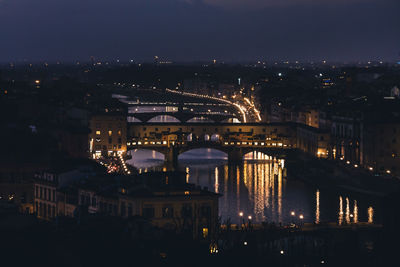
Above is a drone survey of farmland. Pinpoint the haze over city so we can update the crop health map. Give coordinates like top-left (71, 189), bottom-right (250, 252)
top-left (1, 0), bottom-right (399, 62)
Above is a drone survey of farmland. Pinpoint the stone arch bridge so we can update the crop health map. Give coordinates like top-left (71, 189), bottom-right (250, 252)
top-left (127, 122), bottom-right (298, 168)
top-left (128, 112), bottom-right (238, 123)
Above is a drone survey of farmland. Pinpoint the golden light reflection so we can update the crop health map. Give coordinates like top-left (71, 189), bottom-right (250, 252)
top-left (236, 165), bottom-right (240, 217)
top-left (265, 161), bottom-right (270, 209)
top-left (278, 166), bottom-right (282, 222)
top-left (240, 157), bottom-right (285, 222)
top-left (224, 165), bottom-right (229, 213)
top-left (243, 162), bottom-right (248, 185)
top-left (315, 190), bottom-right (320, 224)
top-left (353, 200), bottom-right (358, 224)
top-left (260, 161), bottom-right (265, 221)
top-left (345, 197), bottom-right (350, 224)
top-left (338, 196), bottom-right (344, 225)
top-left (185, 167), bottom-right (189, 183)
top-left (270, 161), bottom-right (275, 220)
top-left (368, 206), bottom-right (374, 223)
top-left (214, 167), bottom-right (219, 193)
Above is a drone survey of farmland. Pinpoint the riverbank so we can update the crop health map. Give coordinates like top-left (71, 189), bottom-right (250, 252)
top-left (286, 153), bottom-right (400, 197)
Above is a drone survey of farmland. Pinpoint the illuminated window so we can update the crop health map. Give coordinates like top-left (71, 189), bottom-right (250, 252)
top-left (184, 191), bottom-right (190, 195)
top-left (118, 130), bottom-right (122, 136)
top-left (96, 130), bottom-right (101, 135)
top-left (202, 228), bottom-right (209, 238)
top-left (108, 130), bottom-right (112, 136)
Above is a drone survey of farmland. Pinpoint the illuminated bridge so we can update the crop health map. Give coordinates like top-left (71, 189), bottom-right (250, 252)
top-left (127, 122), bottom-right (298, 167)
top-left (127, 112), bottom-right (238, 123)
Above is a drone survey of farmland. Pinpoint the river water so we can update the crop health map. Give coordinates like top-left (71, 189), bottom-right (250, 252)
top-left (127, 148), bottom-right (381, 225)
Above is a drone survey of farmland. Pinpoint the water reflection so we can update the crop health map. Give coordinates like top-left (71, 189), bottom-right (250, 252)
top-left (354, 200), bottom-right (358, 224)
top-left (346, 197), bottom-right (350, 224)
top-left (128, 148), bottom-right (380, 224)
top-left (214, 167), bottom-right (219, 193)
top-left (368, 206), bottom-right (374, 223)
top-left (315, 190), bottom-right (320, 224)
top-left (339, 196), bottom-right (344, 225)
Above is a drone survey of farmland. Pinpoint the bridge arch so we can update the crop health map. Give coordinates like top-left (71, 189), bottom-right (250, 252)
top-left (127, 116), bottom-right (142, 123)
top-left (186, 116), bottom-right (215, 123)
top-left (178, 148), bottom-right (228, 161)
top-left (221, 117), bottom-right (241, 123)
top-left (147, 115), bottom-right (181, 123)
top-left (127, 148), bottom-right (165, 168)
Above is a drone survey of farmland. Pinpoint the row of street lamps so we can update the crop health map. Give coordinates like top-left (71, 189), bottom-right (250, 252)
top-left (238, 211), bottom-right (304, 226)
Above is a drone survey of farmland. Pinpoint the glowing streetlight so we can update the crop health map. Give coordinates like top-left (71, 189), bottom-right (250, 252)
top-left (290, 211), bottom-right (295, 216)
top-left (239, 212), bottom-right (243, 217)
top-left (248, 215), bottom-right (252, 220)
top-left (299, 214), bottom-right (304, 220)
top-left (280, 250), bottom-right (284, 255)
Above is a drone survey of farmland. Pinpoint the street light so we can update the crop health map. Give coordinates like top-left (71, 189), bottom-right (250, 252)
top-left (248, 215), bottom-right (252, 220)
top-left (239, 212), bottom-right (244, 229)
top-left (299, 214), bottom-right (304, 220)
top-left (290, 211), bottom-right (295, 216)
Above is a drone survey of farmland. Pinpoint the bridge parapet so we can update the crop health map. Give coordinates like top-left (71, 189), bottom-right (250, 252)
top-left (127, 137), bottom-right (295, 169)
top-left (127, 139), bottom-right (295, 150)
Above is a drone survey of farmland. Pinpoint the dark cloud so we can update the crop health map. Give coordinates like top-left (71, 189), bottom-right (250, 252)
top-left (0, 0), bottom-right (399, 62)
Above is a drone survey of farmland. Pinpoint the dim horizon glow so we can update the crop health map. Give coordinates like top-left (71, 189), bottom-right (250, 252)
top-left (0, 0), bottom-right (399, 63)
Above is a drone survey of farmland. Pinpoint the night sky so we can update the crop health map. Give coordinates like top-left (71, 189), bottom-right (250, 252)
top-left (0, 0), bottom-right (399, 62)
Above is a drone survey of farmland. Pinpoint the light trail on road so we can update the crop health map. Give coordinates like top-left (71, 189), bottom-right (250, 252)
top-left (166, 88), bottom-right (248, 123)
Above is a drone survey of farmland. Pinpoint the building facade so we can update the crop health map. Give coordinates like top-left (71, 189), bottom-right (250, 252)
top-left (89, 114), bottom-right (127, 158)
top-left (78, 173), bottom-right (219, 239)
